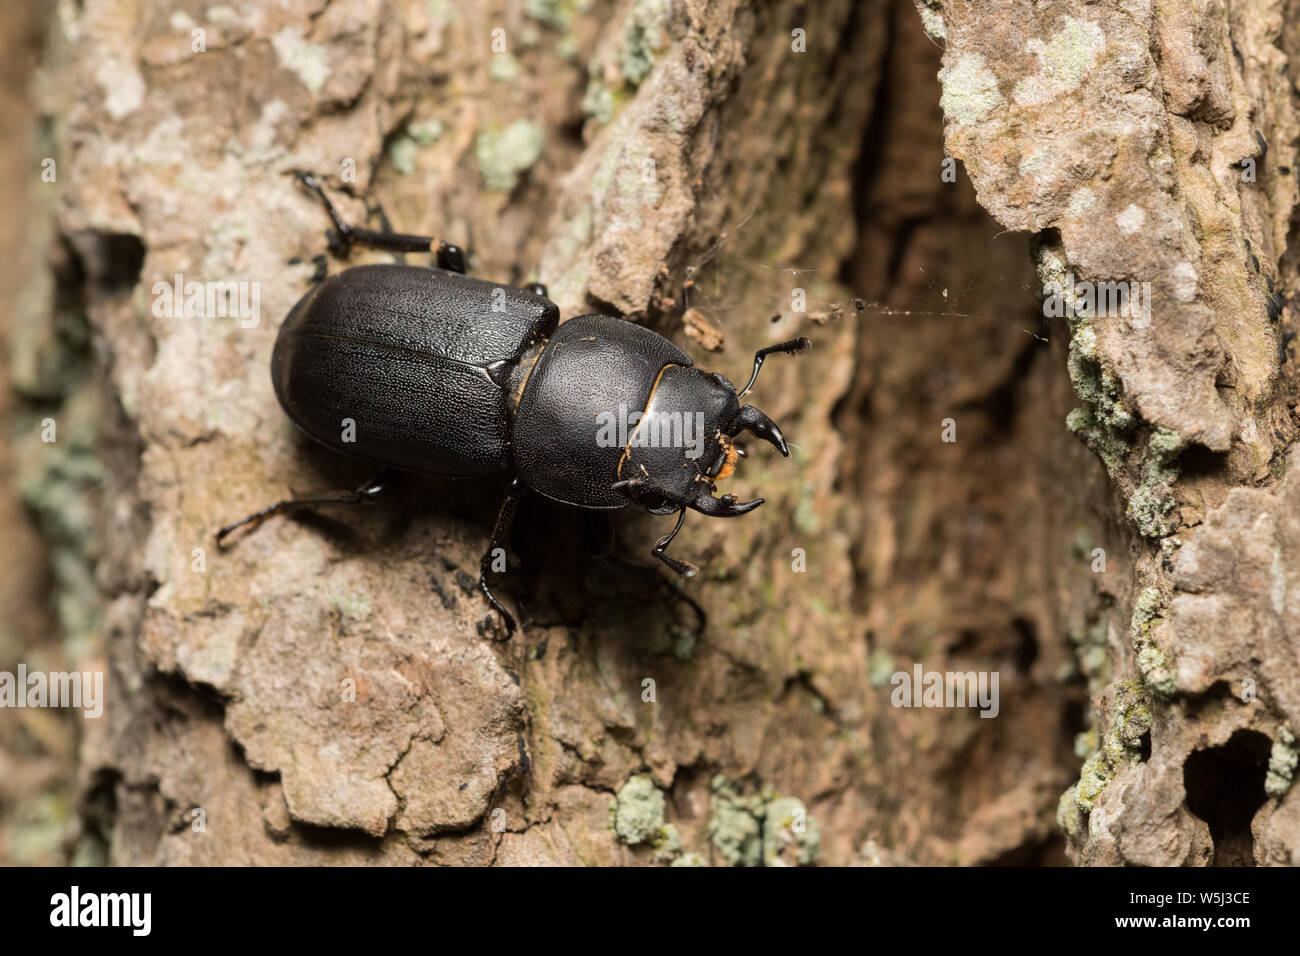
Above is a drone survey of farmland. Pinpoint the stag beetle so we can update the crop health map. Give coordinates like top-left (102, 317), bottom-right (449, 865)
top-left (218, 173), bottom-right (808, 637)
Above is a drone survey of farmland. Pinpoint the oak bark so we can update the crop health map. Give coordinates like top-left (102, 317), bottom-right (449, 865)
top-left (2, 0), bottom-right (1295, 866)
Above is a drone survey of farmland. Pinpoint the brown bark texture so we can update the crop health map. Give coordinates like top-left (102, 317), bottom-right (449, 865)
top-left (0, 0), bottom-right (1296, 866)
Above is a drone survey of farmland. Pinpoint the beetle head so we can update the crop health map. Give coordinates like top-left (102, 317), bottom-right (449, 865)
top-left (612, 337), bottom-right (807, 518)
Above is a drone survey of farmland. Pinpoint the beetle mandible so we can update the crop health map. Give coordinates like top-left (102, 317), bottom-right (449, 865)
top-left (217, 172), bottom-right (809, 638)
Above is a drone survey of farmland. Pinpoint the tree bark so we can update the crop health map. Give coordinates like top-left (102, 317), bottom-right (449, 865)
top-left (4, 0), bottom-right (1295, 865)
top-left (924, 0), bottom-right (1300, 864)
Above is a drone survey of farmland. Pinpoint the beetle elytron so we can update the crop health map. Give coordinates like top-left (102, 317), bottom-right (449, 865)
top-left (218, 172), bottom-right (808, 637)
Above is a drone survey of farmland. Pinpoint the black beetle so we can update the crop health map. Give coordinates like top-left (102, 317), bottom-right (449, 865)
top-left (218, 173), bottom-right (808, 637)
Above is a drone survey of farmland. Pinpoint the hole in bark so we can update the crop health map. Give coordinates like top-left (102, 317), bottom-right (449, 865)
top-left (67, 231), bottom-right (145, 295)
top-left (1174, 443), bottom-right (1228, 479)
top-left (1062, 695), bottom-right (1089, 737)
top-left (1030, 226), bottom-right (1063, 265)
top-left (1011, 616), bottom-right (1038, 673)
top-left (78, 767), bottom-right (121, 862)
top-left (949, 628), bottom-right (978, 656)
top-left (1182, 729), bottom-right (1270, 866)
top-left (985, 834), bottom-right (1067, 866)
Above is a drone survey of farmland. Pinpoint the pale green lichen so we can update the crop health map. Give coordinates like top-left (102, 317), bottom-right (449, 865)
top-left (332, 591), bottom-right (372, 620)
top-left (270, 25), bottom-right (330, 94)
top-left (1073, 727), bottom-right (1098, 760)
top-left (475, 120), bottom-right (544, 192)
top-left (793, 485), bottom-right (819, 535)
top-left (579, 0), bottom-right (668, 125)
top-left (95, 56), bottom-right (146, 119)
top-left (868, 648), bottom-right (895, 688)
top-left (611, 775), bottom-right (692, 864)
top-left (426, 0), bottom-right (456, 25)
top-left (1068, 525), bottom-right (1092, 560)
top-left (489, 52), bottom-right (521, 82)
top-left (408, 119), bottom-right (445, 146)
top-left (1063, 614), bottom-right (1110, 692)
top-left (1013, 15), bottom-right (1106, 107)
top-left (620, 0), bottom-right (672, 85)
top-left (708, 776), bottom-right (764, 866)
top-left (10, 791), bottom-right (71, 864)
top-left (1127, 428), bottom-right (1184, 539)
top-left (1265, 727), bottom-right (1298, 798)
top-left (389, 138), bottom-right (419, 176)
top-left (611, 773), bottom-right (666, 845)
top-left (939, 53), bottom-right (1004, 127)
top-left (651, 822), bottom-right (683, 862)
top-left (555, 33), bottom-right (580, 61)
top-left (7, 186), bottom-right (102, 668)
top-left (1062, 680), bottom-right (1152, 826)
top-left (525, 0), bottom-right (567, 28)
top-left (708, 776), bottom-right (820, 867)
top-left (581, 73), bottom-right (617, 125)
top-left (1056, 785), bottom-right (1085, 840)
top-left (763, 796), bottom-right (821, 866)
top-left (12, 327), bottom-right (102, 661)
top-left (1130, 588), bottom-right (1176, 698)
top-left (1037, 243), bottom-right (1138, 479)
top-left (1065, 328), bottom-right (1129, 431)
top-left (525, 0), bottom-right (590, 30)
top-left (1038, 242), bottom-right (1186, 540)
top-left (918, 3), bottom-right (947, 42)
top-left (389, 120), bottom-right (445, 174)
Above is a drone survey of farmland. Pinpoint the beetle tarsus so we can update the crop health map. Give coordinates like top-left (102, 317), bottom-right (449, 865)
top-left (651, 509), bottom-right (699, 577)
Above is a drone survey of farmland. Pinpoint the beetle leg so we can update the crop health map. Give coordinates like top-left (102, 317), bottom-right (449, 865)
top-left (215, 469), bottom-right (395, 547)
top-left (293, 170), bottom-right (468, 273)
top-left (366, 199), bottom-right (405, 264)
top-left (651, 508), bottom-right (699, 578)
top-left (479, 477), bottom-right (523, 640)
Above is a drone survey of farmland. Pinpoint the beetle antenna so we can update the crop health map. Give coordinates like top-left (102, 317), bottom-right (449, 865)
top-left (738, 337), bottom-right (810, 398)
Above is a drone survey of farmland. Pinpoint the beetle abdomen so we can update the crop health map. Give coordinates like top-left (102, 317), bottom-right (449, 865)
top-left (513, 314), bottom-right (692, 508)
top-left (272, 264), bottom-right (558, 476)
